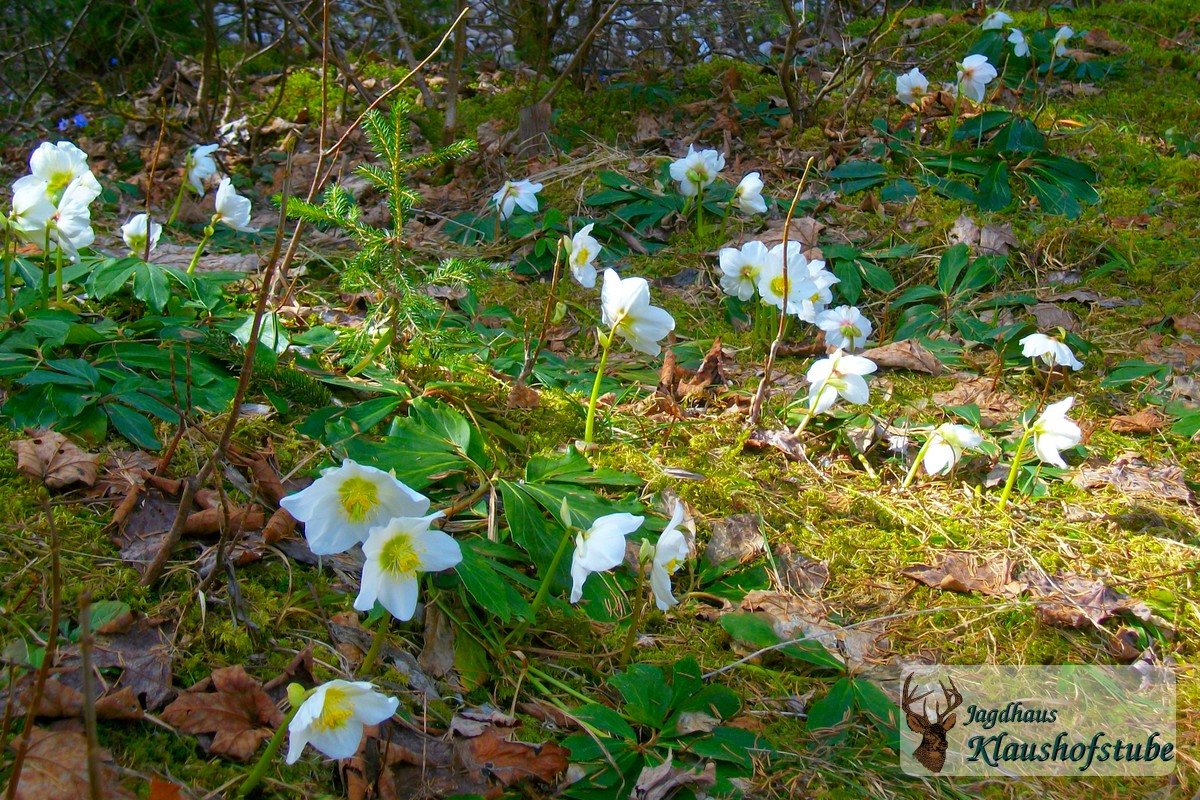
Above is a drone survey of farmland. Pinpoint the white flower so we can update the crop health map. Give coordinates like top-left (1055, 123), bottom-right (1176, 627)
top-left (568, 223), bottom-right (601, 288)
top-left (570, 512), bottom-right (643, 603)
top-left (923, 423), bottom-right (984, 476)
top-left (47, 180), bottom-right (97, 260)
top-left (718, 240), bottom-right (771, 301)
top-left (1052, 25), bottom-right (1074, 56)
top-left (806, 349), bottom-right (877, 414)
top-left (121, 213), bottom-right (162, 256)
top-left (1020, 332), bottom-right (1083, 371)
top-left (600, 269), bottom-right (676, 356)
top-left (1030, 396), bottom-right (1082, 468)
top-left (279, 459), bottom-right (431, 555)
top-left (355, 513), bottom-right (461, 621)
top-left (669, 145), bottom-right (725, 197)
top-left (492, 179), bottom-right (543, 220)
top-left (895, 68), bottom-right (930, 105)
top-left (23, 141), bottom-right (101, 204)
top-left (9, 178), bottom-right (57, 239)
top-left (732, 172), bottom-right (767, 214)
top-left (957, 54), bottom-right (998, 103)
top-left (1008, 28), bottom-right (1030, 57)
top-left (213, 177), bottom-right (254, 232)
top-left (816, 305), bottom-right (873, 352)
top-left (982, 10), bottom-right (1013, 30)
top-left (772, 243), bottom-right (838, 322)
top-left (187, 144), bottom-right (220, 196)
top-left (649, 502), bottom-right (689, 611)
top-left (756, 242), bottom-right (812, 315)
top-left (286, 680), bottom-right (398, 764)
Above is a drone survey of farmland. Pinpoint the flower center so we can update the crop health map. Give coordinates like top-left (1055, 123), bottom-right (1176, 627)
top-left (338, 476), bottom-right (379, 524)
top-left (770, 275), bottom-right (789, 297)
top-left (686, 166), bottom-right (707, 184)
top-left (313, 686), bottom-right (354, 732)
top-left (840, 323), bottom-right (862, 340)
top-left (574, 246), bottom-right (590, 266)
top-left (379, 532), bottom-right (422, 576)
top-left (664, 558), bottom-right (681, 574)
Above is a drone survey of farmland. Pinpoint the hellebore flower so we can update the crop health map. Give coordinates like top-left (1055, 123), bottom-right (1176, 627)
top-left (600, 268), bottom-right (675, 357)
top-left (1031, 396), bottom-right (1082, 468)
top-left (732, 172), bottom-right (767, 214)
top-left (816, 305), bottom-right (873, 352)
top-left (22, 140), bottom-right (101, 204)
top-left (121, 213), bottom-right (162, 256)
top-left (957, 54), bottom-right (998, 103)
top-left (756, 244), bottom-right (809, 315)
top-left (279, 459), bottom-right (431, 555)
top-left (718, 239), bottom-right (771, 301)
top-left (187, 143), bottom-right (220, 196)
top-left (895, 67), bottom-right (930, 105)
top-left (1008, 28), bottom-right (1030, 57)
top-left (923, 423), bottom-right (984, 475)
top-left (805, 349), bottom-right (878, 415)
top-left (214, 178), bottom-right (254, 231)
top-left (1052, 25), bottom-right (1074, 56)
top-left (492, 178), bottom-right (542, 220)
top-left (1020, 332), bottom-right (1083, 371)
top-left (669, 145), bottom-right (725, 197)
top-left (286, 681), bottom-right (398, 764)
top-left (568, 222), bottom-right (601, 288)
top-left (648, 502), bottom-right (689, 611)
top-left (354, 513), bottom-right (462, 621)
top-left (982, 10), bottom-right (1013, 30)
top-left (570, 512), bottom-right (643, 603)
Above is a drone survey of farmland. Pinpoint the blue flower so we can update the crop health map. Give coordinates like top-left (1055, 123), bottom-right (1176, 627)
top-left (57, 118), bottom-right (70, 132)
top-left (72, 112), bottom-right (88, 128)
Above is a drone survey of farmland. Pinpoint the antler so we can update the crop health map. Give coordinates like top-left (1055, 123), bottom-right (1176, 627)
top-left (933, 677), bottom-right (963, 724)
top-left (901, 674), bottom-right (934, 715)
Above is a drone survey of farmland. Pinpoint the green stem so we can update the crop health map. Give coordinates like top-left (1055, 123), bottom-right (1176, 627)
top-left (503, 523), bottom-right (575, 647)
top-left (359, 610), bottom-right (392, 675)
top-left (619, 563), bottom-right (647, 667)
top-left (997, 426), bottom-right (1034, 512)
top-left (583, 328), bottom-right (613, 444)
top-left (794, 371), bottom-right (834, 435)
top-left (168, 179), bottom-right (187, 226)
top-left (695, 186), bottom-right (705, 238)
top-left (2, 223), bottom-right (12, 311)
top-left (186, 225), bottom-right (214, 275)
top-left (346, 327), bottom-right (397, 377)
top-left (54, 246), bottom-right (63, 304)
top-left (41, 228), bottom-right (52, 309)
top-left (719, 200), bottom-right (733, 241)
top-left (901, 435), bottom-right (934, 488)
top-left (945, 85), bottom-right (962, 148)
top-left (237, 704), bottom-right (301, 797)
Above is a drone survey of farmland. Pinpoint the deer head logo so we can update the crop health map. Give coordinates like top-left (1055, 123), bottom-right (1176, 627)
top-left (902, 674), bottom-right (962, 773)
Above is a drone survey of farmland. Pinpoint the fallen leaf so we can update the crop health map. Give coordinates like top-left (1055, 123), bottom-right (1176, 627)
top-left (739, 590), bottom-right (885, 669)
top-left (18, 677), bottom-right (143, 721)
top-left (704, 514), bottom-right (765, 566)
top-left (1109, 408), bottom-right (1169, 434)
top-left (744, 428), bottom-right (806, 461)
top-left (162, 666), bottom-right (283, 761)
top-left (506, 380), bottom-right (541, 409)
top-left (1072, 454), bottom-right (1192, 502)
top-left (147, 778), bottom-right (184, 800)
top-left (1020, 570), bottom-right (1152, 628)
top-left (900, 550), bottom-right (1024, 598)
top-left (658, 338), bottom-right (726, 403)
top-left (10, 430), bottom-right (101, 489)
top-left (758, 216), bottom-right (823, 250)
top-left (862, 339), bottom-right (945, 375)
top-left (931, 376), bottom-right (1021, 427)
top-left (1172, 314), bottom-right (1200, 335)
top-left (672, 711), bottom-right (721, 735)
top-left (1028, 302), bottom-right (1079, 332)
top-left (111, 490), bottom-right (179, 571)
top-left (949, 213), bottom-right (980, 247)
top-left (774, 543), bottom-right (829, 596)
top-left (979, 223), bottom-right (1018, 255)
top-left (1084, 28), bottom-right (1129, 54)
top-left (902, 12), bottom-right (946, 28)
top-left (418, 603), bottom-right (456, 679)
top-left (58, 618), bottom-right (175, 711)
top-left (9, 727), bottom-right (134, 800)
top-left (458, 726), bottom-right (570, 788)
top-left (633, 757), bottom-right (716, 800)
top-left (1037, 288), bottom-right (1135, 308)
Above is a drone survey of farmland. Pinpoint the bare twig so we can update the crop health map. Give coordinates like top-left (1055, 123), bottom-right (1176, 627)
top-left (79, 592), bottom-right (102, 800)
top-left (538, 0), bottom-right (624, 107)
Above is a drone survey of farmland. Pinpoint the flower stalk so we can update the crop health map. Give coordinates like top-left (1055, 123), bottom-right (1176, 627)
top-left (186, 223), bottom-right (215, 275)
top-left (619, 559), bottom-right (648, 667)
top-left (997, 426), bottom-right (1034, 512)
top-left (358, 609), bottom-right (392, 675)
top-left (503, 522), bottom-right (575, 647)
top-left (237, 702), bottom-right (303, 797)
top-left (583, 327), bottom-right (614, 443)
top-left (901, 435), bottom-right (935, 489)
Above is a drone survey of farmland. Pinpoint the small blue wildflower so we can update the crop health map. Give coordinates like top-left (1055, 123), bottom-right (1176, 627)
top-left (57, 118), bottom-right (70, 132)
top-left (72, 112), bottom-right (88, 128)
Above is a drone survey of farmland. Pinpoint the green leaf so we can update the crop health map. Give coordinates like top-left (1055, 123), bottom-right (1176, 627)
top-left (87, 258), bottom-right (138, 300)
top-left (610, 664), bottom-right (671, 728)
top-left (104, 403), bottom-right (161, 449)
top-left (976, 159), bottom-right (1012, 212)
top-left (719, 612), bottom-right (844, 671)
top-left (132, 262), bottom-right (171, 312)
top-left (498, 481), bottom-right (571, 592)
top-left (575, 704), bottom-right (637, 741)
top-left (879, 178), bottom-right (918, 203)
top-left (805, 677), bottom-right (854, 731)
top-left (852, 678), bottom-right (899, 729)
top-left (87, 600), bottom-right (131, 633)
top-left (937, 244), bottom-right (971, 294)
top-left (861, 261), bottom-right (895, 293)
top-left (455, 539), bottom-right (520, 623)
top-left (831, 261), bottom-right (863, 305)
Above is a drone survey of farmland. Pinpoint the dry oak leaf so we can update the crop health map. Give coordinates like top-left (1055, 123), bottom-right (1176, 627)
top-left (862, 339), bottom-right (945, 375)
top-left (161, 665), bottom-right (284, 761)
top-left (900, 550), bottom-right (1024, 598)
top-left (931, 376), bottom-right (1021, 427)
top-left (10, 430), bottom-right (101, 489)
top-left (704, 514), bottom-right (765, 566)
top-left (633, 757), bottom-right (717, 800)
top-left (1109, 408), bottom-right (1169, 434)
top-left (458, 725), bottom-right (571, 789)
top-left (1084, 28), bottom-right (1129, 53)
top-left (9, 727), bottom-right (134, 800)
top-left (1020, 570), bottom-right (1152, 628)
top-left (1071, 454), bottom-right (1192, 503)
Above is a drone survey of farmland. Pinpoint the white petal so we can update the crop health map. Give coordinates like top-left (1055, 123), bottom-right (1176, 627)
top-left (378, 573), bottom-right (420, 621)
top-left (923, 440), bottom-right (956, 476)
top-left (309, 720), bottom-right (365, 761)
top-left (838, 374), bottom-right (871, 405)
top-left (417, 527), bottom-right (463, 572)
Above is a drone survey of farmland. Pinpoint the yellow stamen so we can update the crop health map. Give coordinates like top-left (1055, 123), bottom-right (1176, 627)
top-left (313, 686), bottom-right (354, 732)
top-left (338, 476), bottom-right (379, 524)
top-left (379, 533), bottom-right (421, 576)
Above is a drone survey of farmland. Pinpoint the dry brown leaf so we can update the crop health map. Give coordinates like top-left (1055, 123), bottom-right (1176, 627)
top-left (262, 507), bottom-right (297, 544)
top-left (1020, 570), bottom-right (1153, 628)
top-left (979, 223), bottom-right (1018, 255)
top-left (147, 778), bottom-right (185, 800)
top-left (19, 677), bottom-right (143, 721)
top-left (704, 514), bottom-right (765, 566)
top-left (57, 618), bottom-right (176, 711)
top-left (1084, 28), bottom-right (1129, 53)
top-left (1109, 408), bottom-right (1169, 434)
top-left (161, 665), bottom-right (283, 761)
top-left (418, 603), bottom-right (456, 679)
top-left (758, 216), bottom-right (823, 250)
top-left (774, 543), bottom-right (829, 597)
top-left (900, 551), bottom-right (1024, 598)
top-left (739, 590), bottom-right (885, 669)
top-left (1028, 302), bottom-right (1079, 332)
top-left (1072, 454), bottom-right (1192, 503)
top-left (9, 727), bottom-right (134, 800)
top-left (744, 428), bottom-right (806, 461)
top-left (506, 380), bottom-right (541, 409)
top-left (658, 339), bottom-right (726, 403)
top-left (862, 339), bottom-right (944, 375)
top-left (459, 726), bottom-right (570, 788)
top-left (949, 213), bottom-right (980, 246)
top-left (633, 757), bottom-right (716, 800)
top-left (1172, 314), bottom-right (1200, 334)
top-left (10, 430), bottom-right (101, 489)
top-left (931, 376), bottom-right (1021, 427)
top-left (902, 12), bottom-right (946, 28)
